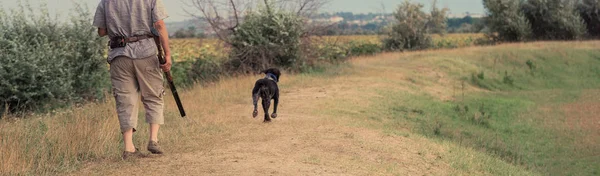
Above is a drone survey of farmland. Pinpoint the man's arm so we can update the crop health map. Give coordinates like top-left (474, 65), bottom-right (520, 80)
top-left (92, 1), bottom-right (107, 37)
top-left (98, 28), bottom-right (107, 37)
top-left (154, 20), bottom-right (171, 72)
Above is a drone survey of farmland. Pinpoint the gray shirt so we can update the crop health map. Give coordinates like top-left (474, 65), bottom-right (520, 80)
top-left (92, 0), bottom-right (169, 63)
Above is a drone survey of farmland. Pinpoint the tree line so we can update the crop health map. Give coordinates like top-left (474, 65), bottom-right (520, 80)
top-left (484, 0), bottom-right (600, 42)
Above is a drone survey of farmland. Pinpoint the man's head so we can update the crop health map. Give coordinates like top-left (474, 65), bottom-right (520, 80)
top-left (262, 68), bottom-right (281, 82)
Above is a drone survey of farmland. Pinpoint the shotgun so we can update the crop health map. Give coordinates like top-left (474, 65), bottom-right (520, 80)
top-left (151, 28), bottom-right (186, 118)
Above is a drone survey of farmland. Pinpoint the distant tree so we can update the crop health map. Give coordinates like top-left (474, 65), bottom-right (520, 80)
top-left (184, 0), bottom-right (333, 72)
top-left (521, 0), bottom-right (586, 40)
top-left (482, 0), bottom-right (532, 42)
top-left (363, 23), bottom-right (379, 31)
top-left (382, 0), bottom-right (448, 51)
top-left (462, 15), bottom-right (473, 24)
top-left (173, 26), bottom-right (205, 38)
top-left (428, 0), bottom-right (450, 35)
top-left (456, 23), bottom-right (474, 33)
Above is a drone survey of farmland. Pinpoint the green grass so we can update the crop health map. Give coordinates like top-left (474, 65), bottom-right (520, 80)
top-left (328, 42), bottom-right (600, 175)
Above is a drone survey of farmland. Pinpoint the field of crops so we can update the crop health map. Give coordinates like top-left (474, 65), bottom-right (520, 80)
top-left (170, 38), bottom-right (229, 62)
top-left (170, 33), bottom-right (486, 62)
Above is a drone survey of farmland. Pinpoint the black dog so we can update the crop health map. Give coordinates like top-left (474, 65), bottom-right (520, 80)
top-left (252, 68), bottom-right (281, 122)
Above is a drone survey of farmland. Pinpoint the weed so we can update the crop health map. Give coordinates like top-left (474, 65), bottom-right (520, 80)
top-left (434, 121), bottom-right (443, 136)
top-left (503, 71), bottom-right (514, 85)
top-left (471, 72), bottom-right (492, 90)
top-left (526, 60), bottom-right (535, 71)
top-left (477, 71), bottom-right (485, 80)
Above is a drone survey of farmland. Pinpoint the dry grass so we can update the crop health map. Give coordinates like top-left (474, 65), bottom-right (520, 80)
top-left (0, 74), bottom-right (258, 175)
top-left (0, 100), bottom-right (120, 174)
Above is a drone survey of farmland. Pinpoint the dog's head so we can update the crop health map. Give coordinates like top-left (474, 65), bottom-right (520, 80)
top-left (262, 68), bottom-right (281, 82)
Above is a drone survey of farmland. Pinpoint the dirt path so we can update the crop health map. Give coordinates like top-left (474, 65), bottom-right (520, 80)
top-left (70, 56), bottom-right (460, 176)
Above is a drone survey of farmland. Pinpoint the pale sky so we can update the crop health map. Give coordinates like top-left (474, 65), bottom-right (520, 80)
top-left (1, 0), bottom-right (485, 23)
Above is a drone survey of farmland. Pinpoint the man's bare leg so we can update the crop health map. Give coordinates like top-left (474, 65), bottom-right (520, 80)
top-left (147, 123), bottom-right (163, 154)
top-left (149, 124), bottom-right (159, 142)
top-left (123, 129), bottom-right (135, 152)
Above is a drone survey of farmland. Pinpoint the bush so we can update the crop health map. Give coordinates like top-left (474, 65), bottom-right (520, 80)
top-left (170, 60), bottom-right (195, 88)
top-left (317, 44), bottom-right (348, 64)
top-left (521, 0), bottom-right (587, 40)
top-left (382, 0), bottom-right (447, 51)
top-left (346, 41), bottom-right (382, 57)
top-left (482, 0), bottom-right (532, 42)
top-left (170, 47), bottom-right (225, 88)
top-left (225, 2), bottom-right (305, 73)
top-left (189, 54), bottom-right (223, 85)
top-left (578, 0), bottom-right (600, 38)
top-left (0, 3), bottom-right (109, 115)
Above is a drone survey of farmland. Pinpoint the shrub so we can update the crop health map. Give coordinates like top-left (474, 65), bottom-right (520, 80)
top-left (578, 0), bottom-right (600, 38)
top-left (382, 0), bottom-right (447, 51)
top-left (170, 60), bottom-right (195, 88)
top-left (225, 2), bottom-right (305, 73)
top-left (482, 0), bottom-right (532, 42)
top-left (521, 0), bottom-right (587, 40)
top-left (316, 43), bottom-right (348, 64)
top-left (189, 54), bottom-right (223, 85)
top-left (170, 47), bottom-right (225, 88)
top-left (346, 41), bottom-right (382, 56)
top-left (0, 3), bottom-right (109, 115)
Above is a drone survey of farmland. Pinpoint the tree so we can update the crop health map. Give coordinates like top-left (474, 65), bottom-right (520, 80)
top-left (183, 0), bottom-right (332, 72)
top-left (521, 0), bottom-right (586, 40)
top-left (578, 0), bottom-right (600, 37)
top-left (382, 0), bottom-right (448, 51)
top-left (428, 0), bottom-right (450, 35)
top-left (482, 0), bottom-right (532, 42)
top-left (183, 0), bottom-right (330, 44)
top-left (173, 26), bottom-right (205, 38)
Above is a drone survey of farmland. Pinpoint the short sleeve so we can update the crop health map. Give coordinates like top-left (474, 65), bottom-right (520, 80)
top-left (92, 0), bottom-right (106, 28)
top-left (152, 0), bottom-right (169, 23)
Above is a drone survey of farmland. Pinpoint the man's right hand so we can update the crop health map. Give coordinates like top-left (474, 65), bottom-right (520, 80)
top-left (160, 55), bottom-right (172, 72)
top-left (97, 28), bottom-right (107, 37)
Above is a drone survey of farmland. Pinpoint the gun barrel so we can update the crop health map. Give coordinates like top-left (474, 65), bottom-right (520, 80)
top-left (153, 32), bottom-right (186, 118)
top-left (165, 72), bottom-right (186, 117)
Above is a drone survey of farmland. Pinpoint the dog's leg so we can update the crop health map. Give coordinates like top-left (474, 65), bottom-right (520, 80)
top-left (252, 93), bottom-right (259, 118)
top-left (262, 99), bottom-right (271, 122)
top-left (252, 83), bottom-right (261, 118)
top-left (271, 92), bottom-right (278, 119)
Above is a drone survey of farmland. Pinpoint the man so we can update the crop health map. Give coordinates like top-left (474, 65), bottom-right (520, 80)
top-left (92, 0), bottom-right (172, 159)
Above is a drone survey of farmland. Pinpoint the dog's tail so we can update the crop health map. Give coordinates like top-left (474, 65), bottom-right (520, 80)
top-left (258, 85), bottom-right (271, 100)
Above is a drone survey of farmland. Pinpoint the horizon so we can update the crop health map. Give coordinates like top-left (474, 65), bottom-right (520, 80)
top-left (1, 0), bottom-right (485, 23)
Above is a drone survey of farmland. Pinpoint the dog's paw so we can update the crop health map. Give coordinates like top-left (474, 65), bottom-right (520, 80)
top-left (271, 113), bottom-right (277, 119)
top-left (263, 119), bottom-right (272, 123)
top-left (252, 110), bottom-right (258, 118)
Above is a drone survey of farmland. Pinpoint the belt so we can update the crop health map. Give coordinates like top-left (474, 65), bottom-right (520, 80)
top-left (109, 35), bottom-right (155, 49)
top-left (122, 35), bottom-right (154, 43)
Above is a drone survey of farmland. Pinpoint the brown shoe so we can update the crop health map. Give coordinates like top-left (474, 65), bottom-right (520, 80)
top-left (122, 148), bottom-right (147, 160)
top-left (147, 141), bottom-right (163, 154)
